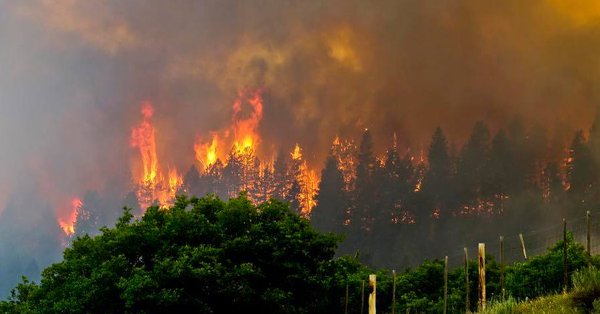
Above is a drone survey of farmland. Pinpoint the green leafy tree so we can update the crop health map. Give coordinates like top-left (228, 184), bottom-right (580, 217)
top-left (7, 195), bottom-right (348, 313)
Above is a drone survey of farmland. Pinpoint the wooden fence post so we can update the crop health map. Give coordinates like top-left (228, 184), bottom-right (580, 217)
top-left (587, 211), bottom-right (592, 262)
top-left (360, 280), bottom-right (365, 314)
top-left (444, 256), bottom-right (448, 314)
top-left (392, 270), bottom-right (396, 314)
top-left (464, 248), bottom-right (470, 313)
top-left (519, 233), bottom-right (528, 260)
top-left (478, 243), bottom-right (486, 311)
top-left (500, 236), bottom-right (505, 300)
top-left (369, 274), bottom-right (376, 314)
top-left (563, 218), bottom-right (568, 292)
top-left (345, 280), bottom-right (349, 314)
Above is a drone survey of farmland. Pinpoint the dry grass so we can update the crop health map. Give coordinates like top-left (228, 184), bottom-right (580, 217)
top-left (479, 294), bottom-right (582, 314)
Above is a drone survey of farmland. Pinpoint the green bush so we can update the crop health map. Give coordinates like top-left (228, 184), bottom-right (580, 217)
top-left (571, 266), bottom-right (600, 310)
top-left (506, 233), bottom-right (588, 300)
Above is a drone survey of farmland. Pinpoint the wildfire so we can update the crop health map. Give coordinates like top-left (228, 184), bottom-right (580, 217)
top-left (194, 88), bottom-right (264, 168)
top-left (232, 88), bottom-right (263, 154)
top-left (131, 102), bottom-right (158, 184)
top-left (331, 136), bottom-right (357, 192)
top-left (291, 143), bottom-right (302, 160)
top-left (131, 102), bottom-right (183, 209)
top-left (58, 198), bottom-right (82, 236)
top-left (168, 167), bottom-right (183, 192)
top-left (128, 89), bottom-right (320, 216)
top-left (194, 133), bottom-right (219, 169)
top-left (290, 143), bottom-right (319, 217)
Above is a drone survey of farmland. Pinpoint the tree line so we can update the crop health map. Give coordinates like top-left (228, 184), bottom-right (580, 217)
top-left (71, 111), bottom-right (600, 269)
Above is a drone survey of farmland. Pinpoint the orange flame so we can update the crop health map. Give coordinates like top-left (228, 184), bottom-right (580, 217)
top-left (58, 198), bottom-right (82, 236)
top-left (168, 167), bottom-right (183, 193)
top-left (291, 143), bottom-right (303, 160)
top-left (232, 88), bottom-right (263, 153)
top-left (290, 144), bottom-right (319, 217)
top-left (193, 88), bottom-right (265, 167)
top-left (194, 133), bottom-right (219, 169)
top-left (131, 101), bottom-right (158, 184)
top-left (130, 102), bottom-right (182, 209)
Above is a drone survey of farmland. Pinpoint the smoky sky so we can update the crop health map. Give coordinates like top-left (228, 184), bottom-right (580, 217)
top-left (2, 0), bottom-right (600, 217)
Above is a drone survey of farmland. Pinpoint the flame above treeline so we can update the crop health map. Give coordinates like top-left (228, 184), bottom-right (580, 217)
top-left (57, 88), bottom-right (322, 236)
top-left (129, 88), bottom-right (319, 215)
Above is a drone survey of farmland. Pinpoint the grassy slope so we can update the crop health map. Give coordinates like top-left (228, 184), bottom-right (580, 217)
top-left (481, 294), bottom-right (582, 314)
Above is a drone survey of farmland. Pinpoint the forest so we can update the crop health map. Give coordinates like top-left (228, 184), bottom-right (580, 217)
top-left (63, 111), bottom-right (600, 271)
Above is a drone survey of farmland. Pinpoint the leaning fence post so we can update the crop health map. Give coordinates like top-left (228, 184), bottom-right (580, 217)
top-left (519, 233), bottom-right (528, 260)
top-left (478, 243), bottom-right (486, 311)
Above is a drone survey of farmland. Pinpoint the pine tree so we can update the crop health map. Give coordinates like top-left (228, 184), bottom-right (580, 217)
top-left (484, 130), bottom-right (511, 209)
top-left (272, 149), bottom-right (289, 201)
top-left (456, 121), bottom-right (490, 210)
top-left (311, 154), bottom-right (347, 233)
top-left (587, 107), bottom-right (600, 203)
top-left (287, 149), bottom-right (303, 214)
top-left (567, 130), bottom-right (593, 203)
top-left (206, 159), bottom-right (225, 199)
top-left (422, 127), bottom-right (452, 216)
top-left (183, 165), bottom-right (202, 197)
top-left (223, 149), bottom-right (243, 198)
top-left (380, 140), bottom-right (414, 224)
top-left (541, 161), bottom-right (564, 204)
top-left (74, 191), bottom-right (102, 238)
top-left (353, 129), bottom-right (378, 230)
top-left (257, 165), bottom-right (275, 203)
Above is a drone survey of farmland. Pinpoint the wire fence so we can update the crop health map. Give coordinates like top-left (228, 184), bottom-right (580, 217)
top-left (350, 211), bottom-right (600, 314)
top-left (419, 211), bottom-right (600, 269)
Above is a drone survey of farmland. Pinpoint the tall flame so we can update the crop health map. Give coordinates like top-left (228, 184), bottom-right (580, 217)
top-left (194, 88), bottom-right (265, 167)
top-left (130, 102), bottom-right (182, 209)
top-left (131, 101), bottom-right (158, 184)
top-left (168, 167), bottom-right (183, 193)
top-left (194, 133), bottom-right (219, 169)
top-left (232, 88), bottom-right (263, 153)
top-left (58, 197), bottom-right (82, 236)
top-left (291, 143), bottom-right (319, 217)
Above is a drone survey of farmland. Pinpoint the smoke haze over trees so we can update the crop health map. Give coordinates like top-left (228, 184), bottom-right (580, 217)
top-left (4, 0), bottom-right (600, 299)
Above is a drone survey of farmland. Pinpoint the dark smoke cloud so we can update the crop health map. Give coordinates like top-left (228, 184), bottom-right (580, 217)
top-left (1, 1), bottom-right (600, 293)
top-left (6, 1), bottom-right (600, 173)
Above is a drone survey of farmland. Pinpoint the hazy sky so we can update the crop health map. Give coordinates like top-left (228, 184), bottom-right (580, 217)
top-left (2, 0), bottom-right (600, 218)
